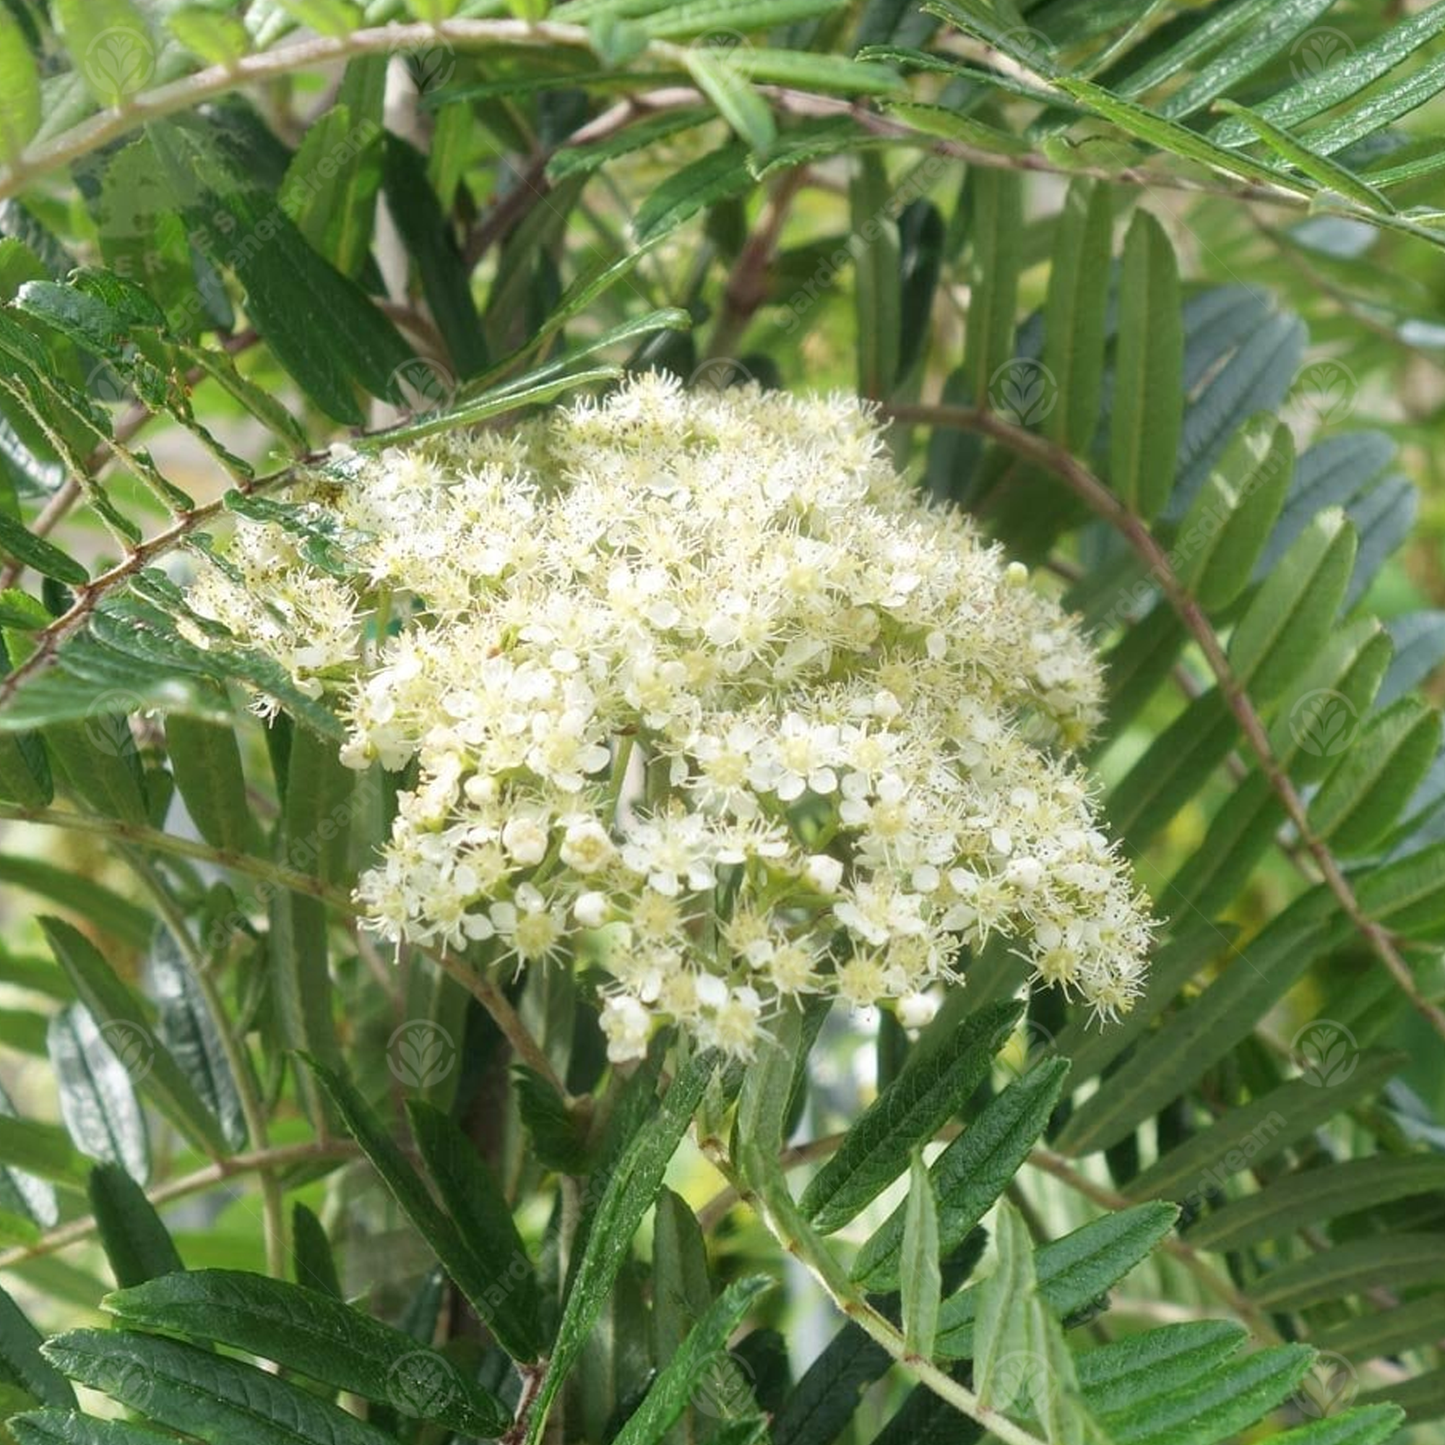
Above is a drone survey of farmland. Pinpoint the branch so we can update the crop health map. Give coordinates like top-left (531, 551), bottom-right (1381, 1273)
top-left (0, 1140), bottom-right (357, 1273)
top-left (708, 1141), bottom-right (1051, 1445)
top-left (888, 400), bottom-right (1445, 1047)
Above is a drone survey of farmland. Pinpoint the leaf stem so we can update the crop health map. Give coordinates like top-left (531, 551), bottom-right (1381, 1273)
top-left (0, 1140), bottom-right (356, 1273)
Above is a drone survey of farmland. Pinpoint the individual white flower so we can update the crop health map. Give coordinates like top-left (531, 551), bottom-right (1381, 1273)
top-left (501, 816), bottom-right (549, 867)
top-left (601, 995), bottom-right (652, 1063)
top-left (897, 991), bottom-right (939, 1031)
top-left (560, 817), bottom-right (615, 874)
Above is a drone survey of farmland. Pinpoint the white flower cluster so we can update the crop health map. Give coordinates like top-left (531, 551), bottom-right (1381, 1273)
top-left (182, 375), bottom-right (1151, 1062)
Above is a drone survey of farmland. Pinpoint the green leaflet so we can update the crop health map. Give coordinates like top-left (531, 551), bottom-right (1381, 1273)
top-left (1055, 890), bottom-right (1339, 1158)
top-left (1043, 179), bottom-right (1113, 455)
top-left (14, 1414), bottom-right (188, 1445)
top-left (771, 1321), bottom-right (890, 1445)
top-left (1228, 507), bottom-right (1357, 702)
top-left (899, 1153), bottom-right (940, 1360)
top-left (934, 1202), bottom-right (1179, 1359)
top-left (971, 1200), bottom-right (1035, 1411)
top-left (52, 0), bottom-right (153, 108)
top-left (87, 1163), bottom-right (183, 1289)
top-left (290, 1203), bottom-right (342, 1300)
top-left (304, 1057), bottom-right (543, 1362)
top-left (1097, 1344), bottom-right (1313, 1445)
top-left (851, 153), bottom-right (901, 401)
top-left (961, 169), bottom-right (1022, 414)
top-left (1315, 1295), bottom-right (1445, 1362)
top-left (269, 724), bottom-right (346, 1128)
top-left (798, 999), bottom-right (1019, 1234)
top-left (1267, 1409), bottom-right (1408, 1445)
top-left (1125, 1050), bottom-right (1405, 1202)
top-left (0, 513), bottom-right (87, 587)
top-left (47, 1006), bottom-right (148, 1185)
top-left (41, 1329), bottom-right (399, 1445)
top-left (0, 1080), bottom-right (59, 1227)
top-left (1186, 1156), bottom-right (1445, 1252)
top-left (1309, 697), bottom-right (1441, 855)
top-left (1110, 209), bottom-right (1182, 521)
top-left (383, 132), bottom-right (487, 376)
top-left (1251, 1233), bottom-right (1445, 1311)
top-left (1107, 686), bottom-right (1236, 854)
top-left (1076, 1321), bottom-right (1246, 1416)
top-left (547, 109), bottom-right (713, 182)
top-left (528, 1049), bottom-right (719, 1444)
top-left (729, 51), bottom-right (904, 95)
top-left (404, 1100), bottom-right (545, 1361)
top-left (611, 1277), bottom-right (771, 1445)
top-left (0, 1286), bottom-right (74, 1408)
top-left (1211, 1), bottom-right (1445, 146)
top-left (1215, 102), bottom-right (1394, 211)
top-left (0, 12), bottom-right (39, 165)
top-left (285, 65), bottom-right (384, 280)
top-left (165, 707), bottom-right (258, 856)
top-left (165, 8), bottom-right (249, 65)
top-left (853, 1058), bottom-right (1070, 1292)
top-left (104, 1269), bottom-right (511, 1436)
top-left (40, 919), bottom-right (228, 1158)
top-left (650, 1186), bottom-right (713, 1411)
top-left (1174, 417), bottom-right (1295, 611)
top-left (1055, 78), bottom-right (1301, 192)
top-left (151, 929), bottom-right (247, 1155)
top-left (683, 47), bottom-right (775, 154)
top-left (632, 145), bottom-right (754, 245)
